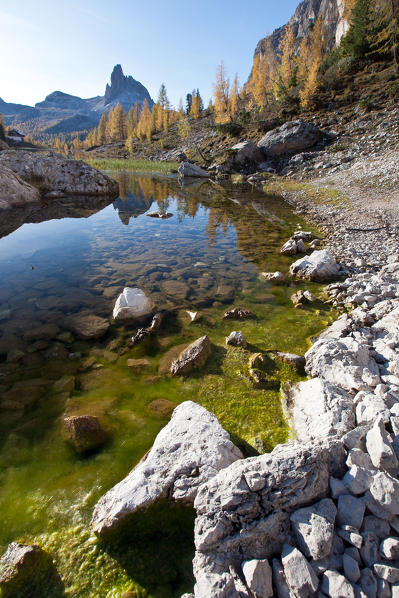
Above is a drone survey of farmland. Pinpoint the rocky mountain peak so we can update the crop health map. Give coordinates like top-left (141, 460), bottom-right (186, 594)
top-left (104, 64), bottom-right (151, 107)
top-left (254, 0), bottom-right (348, 59)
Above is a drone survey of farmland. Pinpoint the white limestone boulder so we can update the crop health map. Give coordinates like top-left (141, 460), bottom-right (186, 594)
top-left (290, 249), bottom-right (340, 282)
top-left (113, 287), bottom-right (155, 321)
top-left (91, 401), bottom-right (243, 536)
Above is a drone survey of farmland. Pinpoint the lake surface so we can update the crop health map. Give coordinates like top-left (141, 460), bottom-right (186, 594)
top-left (0, 172), bottom-right (336, 597)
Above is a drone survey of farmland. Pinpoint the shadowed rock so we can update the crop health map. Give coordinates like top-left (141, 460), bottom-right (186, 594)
top-left (0, 543), bottom-right (63, 597)
top-left (91, 401), bottom-right (243, 536)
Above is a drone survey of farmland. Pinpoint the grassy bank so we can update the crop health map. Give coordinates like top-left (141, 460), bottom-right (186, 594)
top-left (85, 158), bottom-right (180, 174)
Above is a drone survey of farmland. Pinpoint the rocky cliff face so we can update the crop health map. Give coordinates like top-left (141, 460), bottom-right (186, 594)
top-left (254, 0), bottom-right (348, 59)
top-left (0, 65), bottom-right (154, 135)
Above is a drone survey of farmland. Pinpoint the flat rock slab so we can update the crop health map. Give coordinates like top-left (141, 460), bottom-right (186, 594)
top-left (91, 401), bottom-right (243, 536)
top-left (162, 280), bottom-right (190, 299)
top-left (285, 377), bottom-right (355, 441)
top-left (113, 287), bottom-right (155, 321)
top-left (64, 313), bottom-right (109, 339)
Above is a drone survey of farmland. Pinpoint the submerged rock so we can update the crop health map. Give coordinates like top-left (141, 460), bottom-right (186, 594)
top-left (91, 401), bottom-right (243, 536)
top-left (0, 543), bottom-right (62, 597)
top-left (113, 287), bottom-right (155, 321)
top-left (223, 306), bottom-right (255, 320)
top-left (64, 312), bottom-right (109, 339)
top-left (260, 271), bottom-right (286, 284)
top-left (171, 336), bottom-right (211, 376)
top-left (178, 162), bottom-right (209, 178)
top-left (290, 249), bottom-right (340, 282)
top-left (0, 150), bottom-right (119, 197)
top-left (225, 331), bottom-right (247, 347)
top-left (63, 414), bottom-right (108, 453)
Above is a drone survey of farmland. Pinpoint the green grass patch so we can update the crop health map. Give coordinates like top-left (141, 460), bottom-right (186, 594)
top-left (85, 158), bottom-right (180, 174)
top-left (262, 177), bottom-right (350, 207)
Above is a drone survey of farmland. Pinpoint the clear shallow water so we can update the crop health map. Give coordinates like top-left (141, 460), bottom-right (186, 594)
top-left (0, 173), bottom-right (336, 597)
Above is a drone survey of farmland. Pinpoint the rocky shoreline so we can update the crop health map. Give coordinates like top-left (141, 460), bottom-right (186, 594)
top-left (2, 131), bottom-right (399, 596)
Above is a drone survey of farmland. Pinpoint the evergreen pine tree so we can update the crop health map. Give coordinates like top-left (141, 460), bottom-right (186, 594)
top-left (341, 0), bottom-right (371, 58)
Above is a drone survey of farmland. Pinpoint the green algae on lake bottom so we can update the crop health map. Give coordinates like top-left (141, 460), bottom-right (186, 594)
top-left (0, 172), bottom-right (337, 597)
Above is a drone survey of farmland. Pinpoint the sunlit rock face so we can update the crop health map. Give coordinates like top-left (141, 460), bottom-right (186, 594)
top-left (253, 0), bottom-right (348, 61)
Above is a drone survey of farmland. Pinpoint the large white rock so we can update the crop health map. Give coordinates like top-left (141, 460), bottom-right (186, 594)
top-left (91, 401), bottom-right (243, 536)
top-left (178, 161), bottom-right (209, 178)
top-left (257, 120), bottom-right (321, 156)
top-left (113, 287), bottom-right (155, 321)
top-left (305, 337), bottom-right (380, 392)
top-left (0, 150), bottom-right (119, 197)
top-left (286, 378), bottom-right (355, 441)
top-left (290, 249), bottom-right (340, 282)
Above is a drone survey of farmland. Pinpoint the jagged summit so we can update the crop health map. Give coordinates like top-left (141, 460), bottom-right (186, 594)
top-left (97, 64), bottom-right (154, 112)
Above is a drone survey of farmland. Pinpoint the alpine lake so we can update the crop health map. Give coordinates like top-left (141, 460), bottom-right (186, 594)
top-left (0, 171), bottom-right (337, 597)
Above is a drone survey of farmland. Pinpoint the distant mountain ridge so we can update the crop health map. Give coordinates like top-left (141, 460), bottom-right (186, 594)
top-left (1, 64), bottom-right (154, 135)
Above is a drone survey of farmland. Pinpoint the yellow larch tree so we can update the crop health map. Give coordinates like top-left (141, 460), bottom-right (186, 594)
top-left (277, 25), bottom-right (297, 92)
top-left (228, 74), bottom-right (239, 118)
top-left (213, 61), bottom-right (230, 123)
top-left (190, 94), bottom-right (201, 119)
top-left (136, 99), bottom-right (152, 140)
top-left (299, 16), bottom-right (326, 108)
top-left (248, 38), bottom-right (277, 109)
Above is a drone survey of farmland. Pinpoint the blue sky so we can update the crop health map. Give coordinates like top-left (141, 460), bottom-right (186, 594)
top-left (0, 0), bottom-right (299, 109)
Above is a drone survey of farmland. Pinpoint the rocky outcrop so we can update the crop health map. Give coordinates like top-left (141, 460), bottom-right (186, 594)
top-left (171, 336), bottom-right (211, 375)
top-left (0, 543), bottom-right (62, 597)
top-left (91, 401), bottom-right (243, 536)
top-left (254, 0), bottom-right (348, 63)
top-left (178, 162), bottom-right (209, 178)
top-left (113, 287), bottom-right (155, 321)
top-left (0, 151), bottom-right (119, 197)
top-left (258, 120), bottom-right (322, 156)
top-left (192, 437), bottom-right (346, 596)
top-left (0, 165), bottom-right (40, 211)
top-left (290, 249), bottom-right (341, 281)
